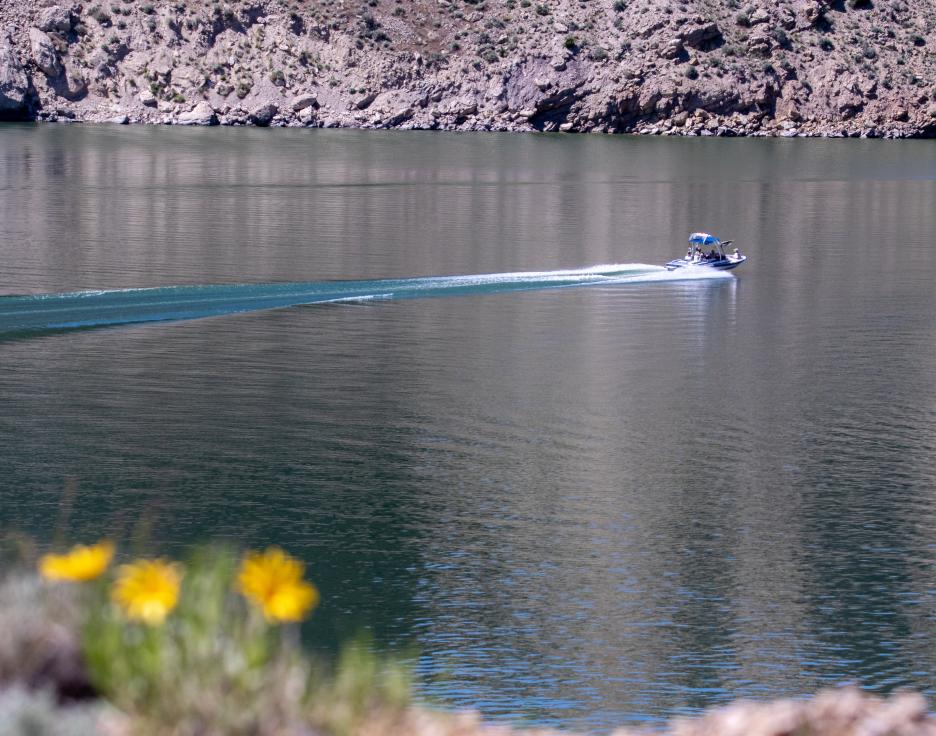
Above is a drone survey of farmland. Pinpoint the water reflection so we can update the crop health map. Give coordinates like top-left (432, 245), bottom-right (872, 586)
top-left (1, 126), bottom-right (936, 730)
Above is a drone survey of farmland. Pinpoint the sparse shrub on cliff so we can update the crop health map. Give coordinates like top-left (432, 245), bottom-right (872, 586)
top-left (771, 28), bottom-right (790, 48)
top-left (589, 46), bottom-right (608, 61)
top-left (819, 37), bottom-right (833, 51)
top-left (910, 34), bottom-right (925, 46)
top-left (685, 64), bottom-right (698, 79)
top-left (535, 3), bottom-right (550, 15)
top-left (88, 5), bottom-right (112, 26)
top-left (735, 9), bottom-right (750, 27)
top-left (612, 0), bottom-right (626, 11)
top-left (270, 69), bottom-right (286, 85)
top-left (564, 34), bottom-right (577, 49)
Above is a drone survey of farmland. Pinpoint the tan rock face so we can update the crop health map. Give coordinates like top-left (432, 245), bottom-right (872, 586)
top-left (0, 32), bottom-right (28, 115)
top-left (0, 0), bottom-right (933, 136)
top-left (36, 5), bottom-right (72, 35)
top-left (177, 101), bottom-right (217, 126)
top-left (29, 28), bottom-right (61, 77)
top-left (291, 93), bottom-right (318, 111)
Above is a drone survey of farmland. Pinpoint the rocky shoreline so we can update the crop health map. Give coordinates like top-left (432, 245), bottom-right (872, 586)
top-left (1, 0), bottom-right (935, 137)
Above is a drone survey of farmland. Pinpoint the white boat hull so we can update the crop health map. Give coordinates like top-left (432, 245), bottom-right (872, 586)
top-left (665, 255), bottom-right (747, 272)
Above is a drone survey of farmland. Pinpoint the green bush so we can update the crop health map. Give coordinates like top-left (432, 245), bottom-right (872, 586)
top-left (589, 46), bottom-right (608, 61)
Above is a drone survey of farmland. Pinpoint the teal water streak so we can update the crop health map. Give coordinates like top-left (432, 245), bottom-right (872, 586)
top-left (0, 264), bottom-right (731, 333)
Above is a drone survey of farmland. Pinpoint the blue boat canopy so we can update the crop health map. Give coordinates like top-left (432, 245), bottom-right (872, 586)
top-left (689, 232), bottom-right (720, 246)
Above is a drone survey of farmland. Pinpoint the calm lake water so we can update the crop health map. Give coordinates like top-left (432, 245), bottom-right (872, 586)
top-left (2, 124), bottom-right (936, 731)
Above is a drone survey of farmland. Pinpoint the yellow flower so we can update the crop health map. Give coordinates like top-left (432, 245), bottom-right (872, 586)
top-left (111, 559), bottom-right (182, 625)
top-left (39, 541), bottom-right (115, 582)
top-left (237, 547), bottom-right (319, 623)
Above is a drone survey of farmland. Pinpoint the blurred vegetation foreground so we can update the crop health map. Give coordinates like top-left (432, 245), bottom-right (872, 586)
top-left (1, 540), bottom-right (934, 736)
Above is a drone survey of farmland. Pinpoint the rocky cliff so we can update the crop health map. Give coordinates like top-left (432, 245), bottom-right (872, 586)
top-left (1, 0), bottom-right (934, 136)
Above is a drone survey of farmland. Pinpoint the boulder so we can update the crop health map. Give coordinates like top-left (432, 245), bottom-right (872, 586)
top-left (799, 0), bottom-right (827, 26)
top-left (149, 49), bottom-right (174, 78)
top-left (662, 38), bottom-right (684, 59)
top-left (30, 28), bottom-right (62, 77)
top-left (290, 93), bottom-right (317, 111)
top-left (248, 102), bottom-right (277, 126)
top-left (355, 92), bottom-right (377, 110)
top-left (138, 88), bottom-right (156, 106)
top-left (37, 6), bottom-right (73, 34)
top-left (0, 34), bottom-right (29, 116)
top-left (749, 8), bottom-right (771, 24)
top-left (747, 29), bottom-right (774, 56)
top-left (386, 107), bottom-right (413, 126)
top-left (61, 69), bottom-right (87, 99)
top-left (680, 21), bottom-right (722, 49)
top-left (177, 101), bottom-right (217, 125)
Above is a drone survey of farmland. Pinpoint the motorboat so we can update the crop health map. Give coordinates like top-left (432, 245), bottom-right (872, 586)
top-left (665, 233), bottom-right (747, 271)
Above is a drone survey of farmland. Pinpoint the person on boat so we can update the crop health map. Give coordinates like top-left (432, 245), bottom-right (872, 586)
top-left (733, 247), bottom-right (741, 260)
top-left (708, 248), bottom-right (718, 260)
top-left (687, 246), bottom-right (693, 260)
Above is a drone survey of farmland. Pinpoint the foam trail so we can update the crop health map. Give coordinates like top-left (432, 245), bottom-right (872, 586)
top-left (0, 263), bottom-right (730, 335)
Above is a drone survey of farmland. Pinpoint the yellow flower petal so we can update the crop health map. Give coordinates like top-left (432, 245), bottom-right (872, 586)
top-left (39, 541), bottom-right (115, 582)
top-left (264, 580), bottom-right (320, 623)
top-left (111, 558), bottom-right (182, 625)
top-left (237, 547), bottom-right (319, 623)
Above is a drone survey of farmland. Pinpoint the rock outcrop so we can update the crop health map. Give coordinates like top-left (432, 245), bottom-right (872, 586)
top-left (29, 28), bottom-right (60, 78)
top-left (0, 0), bottom-right (934, 136)
top-left (0, 31), bottom-right (28, 118)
